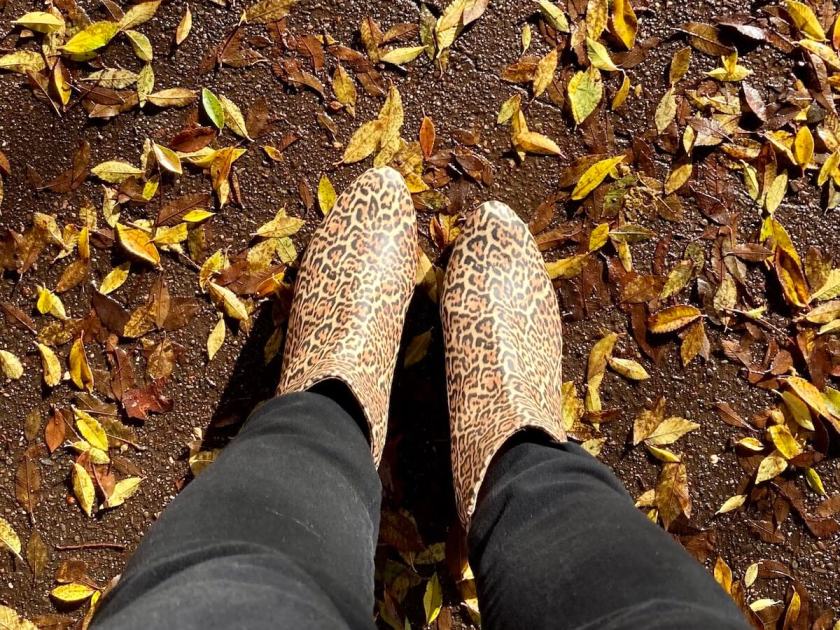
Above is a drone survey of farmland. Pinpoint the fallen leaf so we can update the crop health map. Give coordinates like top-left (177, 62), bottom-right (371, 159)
top-left (571, 155), bottom-right (624, 200)
top-left (568, 67), bottom-right (603, 125)
top-left (207, 317), bottom-right (225, 360)
top-left (648, 305), bottom-right (702, 333)
top-left (71, 462), bottom-right (96, 517)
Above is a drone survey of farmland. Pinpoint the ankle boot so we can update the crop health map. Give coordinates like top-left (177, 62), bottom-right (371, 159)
top-left (441, 201), bottom-right (566, 527)
top-left (279, 167), bottom-right (417, 464)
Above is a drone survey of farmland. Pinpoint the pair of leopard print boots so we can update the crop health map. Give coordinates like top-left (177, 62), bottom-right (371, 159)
top-left (278, 167), bottom-right (566, 529)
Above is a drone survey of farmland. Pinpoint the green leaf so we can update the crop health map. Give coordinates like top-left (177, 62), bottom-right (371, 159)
top-left (202, 88), bottom-right (225, 130)
top-left (423, 573), bottom-right (443, 625)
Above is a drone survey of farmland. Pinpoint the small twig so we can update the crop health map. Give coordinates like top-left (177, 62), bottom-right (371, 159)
top-left (722, 308), bottom-right (789, 338)
top-left (55, 542), bottom-right (126, 552)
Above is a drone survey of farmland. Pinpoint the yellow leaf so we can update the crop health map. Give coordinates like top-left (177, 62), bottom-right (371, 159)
top-left (767, 424), bottom-right (802, 459)
top-left (68, 338), bottom-right (94, 392)
top-left (755, 451), bottom-right (787, 484)
top-left (423, 573), bottom-right (443, 625)
top-left (521, 23), bottom-right (532, 51)
top-left (736, 436), bottom-right (765, 452)
top-left (207, 317), bottom-right (225, 360)
top-left (0, 51), bottom-right (46, 74)
top-left (787, 376), bottom-right (831, 419)
top-left (794, 126), bottom-right (814, 167)
top-left (62, 21), bottom-right (119, 54)
top-left (798, 39), bottom-right (840, 69)
top-left (0, 350), bottom-right (23, 380)
top-left (0, 604), bottom-right (38, 630)
top-left (116, 224), bottom-right (160, 267)
top-left (342, 119), bottom-right (384, 164)
top-left (533, 48), bottom-right (559, 97)
top-left (332, 65), bottom-right (357, 108)
top-left (208, 282), bottom-right (249, 322)
top-left (72, 463), bottom-right (96, 517)
top-left (646, 416), bottom-right (700, 445)
top-left (36, 285), bottom-right (67, 319)
top-left (153, 142), bottom-right (182, 175)
top-left (607, 356), bottom-right (650, 380)
top-left (91, 160), bottom-right (143, 183)
top-left (188, 448), bottom-right (220, 476)
top-left (256, 209), bottom-right (305, 238)
top-left (586, 331), bottom-right (618, 382)
top-left (219, 94), bottom-right (252, 140)
top-left (13, 11), bottom-right (65, 33)
top-left (571, 155), bottom-right (624, 200)
top-left (318, 174), bottom-right (337, 215)
top-left (586, 38), bottom-right (618, 71)
top-left (805, 467), bottom-right (826, 495)
top-left (785, 0), bottom-right (826, 41)
top-left (648, 304), bottom-right (702, 333)
top-left (152, 223), bottom-right (188, 245)
top-left (545, 254), bottom-right (589, 279)
top-left (568, 67), bottom-right (603, 124)
top-left (716, 494), bottom-right (746, 514)
top-left (750, 598), bottom-right (781, 612)
top-left (655, 87), bottom-right (677, 134)
top-left (612, 73), bottom-right (631, 110)
top-left (0, 516), bottom-right (21, 557)
top-left (99, 262), bottom-right (130, 295)
top-left (714, 557), bottom-right (733, 594)
top-left (104, 476), bottom-right (142, 509)
top-left (36, 343), bottom-right (61, 387)
top-left (125, 29), bottom-right (153, 61)
top-left (380, 45), bottom-right (427, 65)
top-left (611, 0), bottom-right (637, 49)
top-left (515, 130), bottom-right (562, 155)
top-left (146, 88), bottom-right (197, 107)
top-left (536, 0), bottom-right (569, 33)
top-left (656, 462), bottom-right (690, 530)
top-left (175, 4), bottom-right (192, 45)
top-left (764, 172), bottom-right (788, 213)
top-left (585, 0), bottom-right (608, 39)
top-left (588, 222), bottom-right (610, 251)
top-left (664, 162), bottom-right (693, 194)
top-left (646, 443), bottom-right (681, 462)
top-left (744, 563), bottom-right (759, 587)
top-left (707, 52), bottom-right (752, 81)
top-left (118, 0), bottom-right (161, 30)
top-left (51, 583), bottom-right (96, 604)
top-left (74, 409), bottom-right (109, 451)
top-left (404, 330), bottom-right (433, 367)
top-left (243, 0), bottom-right (298, 24)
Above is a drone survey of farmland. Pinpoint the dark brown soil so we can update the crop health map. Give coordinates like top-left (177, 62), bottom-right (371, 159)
top-left (0, 0), bottom-right (838, 627)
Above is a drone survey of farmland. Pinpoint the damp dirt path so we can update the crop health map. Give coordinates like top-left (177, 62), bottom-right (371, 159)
top-left (0, 0), bottom-right (838, 627)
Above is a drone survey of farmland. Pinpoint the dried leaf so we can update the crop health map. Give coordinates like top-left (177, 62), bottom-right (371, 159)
top-left (207, 317), bottom-right (225, 360)
top-left (51, 582), bottom-right (96, 604)
top-left (716, 494), bottom-right (746, 514)
top-left (423, 573), bottom-right (443, 625)
top-left (36, 343), bottom-right (62, 387)
top-left (611, 0), bottom-right (637, 49)
top-left (655, 88), bottom-right (677, 134)
top-left (318, 174), bottom-right (336, 215)
top-left (571, 155), bottom-right (624, 200)
top-left (14, 455), bottom-right (40, 520)
top-left (175, 4), bottom-right (192, 45)
top-left (533, 48), bottom-right (559, 96)
top-left (656, 462), bottom-right (690, 530)
top-left (68, 337), bottom-right (94, 392)
top-left (243, 0), bottom-right (298, 24)
top-left (71, 462), bottom-right (96, 517)
top-left (648, 304), bottom-right (702, 333)
top-left (0, 517), bottom-right (21, 557)
top-left (645, 416), bottom-right (699, 446)
top-left (62, 21), bottom-right (119, 54)
top-left (104, 476), bottom-right (141, 508)
top-left (607, 357), bottom-right (650, 380)
top-left (0, 349), bottom-right (24, 379)
top-left (116, 224), bottom-right (160, 267)
top-left (784, 0), bottom-right (826, 41)
top-left (755, 451), bottom-right (787, 484)
top-left (568, 67), bottom-right (603, 125)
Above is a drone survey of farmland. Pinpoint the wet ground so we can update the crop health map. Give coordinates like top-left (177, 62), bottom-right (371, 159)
top-left (0, 0), bottom-right (838, 627)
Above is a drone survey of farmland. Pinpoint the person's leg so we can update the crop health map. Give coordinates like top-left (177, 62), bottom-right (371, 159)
top-left (469, 435), bottom-right (749, 630)
top-left (92, 391), bottom-right (380, 630)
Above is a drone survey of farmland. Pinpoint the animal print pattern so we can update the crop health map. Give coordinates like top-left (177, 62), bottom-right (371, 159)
top-left (441, 200), bottom-right (566, 528)
top-left (278, 167), bottom-right (417, 465)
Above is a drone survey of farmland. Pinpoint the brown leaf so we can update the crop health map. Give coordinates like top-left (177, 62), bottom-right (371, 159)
top-left (123, 379), bottom-right (173, 421)
top-left (15, 453), bottom-right (41, 521)
top-left (419, 116), bottom-right (435, 159)
top-left (43, 140), bottom-right (90, 193)
top-left (26, 530), bottom-right (49, 580)
top-left (45, 408), bottom-right (67, 453)
top-left (169, 126), bottom-right (216, 153)
top-left (1, 302), bottom-right (37, 333)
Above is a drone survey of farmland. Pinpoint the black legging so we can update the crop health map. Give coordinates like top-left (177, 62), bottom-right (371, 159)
top-left (91, 392), bottom-right (748, 629)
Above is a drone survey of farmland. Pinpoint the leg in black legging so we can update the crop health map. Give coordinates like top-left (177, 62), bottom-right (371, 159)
top-left (92, 391), bottom-right (380, 630)
top-left (469, 437), bottom-right (749, 630)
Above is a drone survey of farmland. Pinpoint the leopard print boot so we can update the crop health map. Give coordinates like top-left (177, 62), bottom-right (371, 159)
top-left (441, 200), bottom-right (566, 528)
top-left (278, 167), bottom-right (417, 465)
